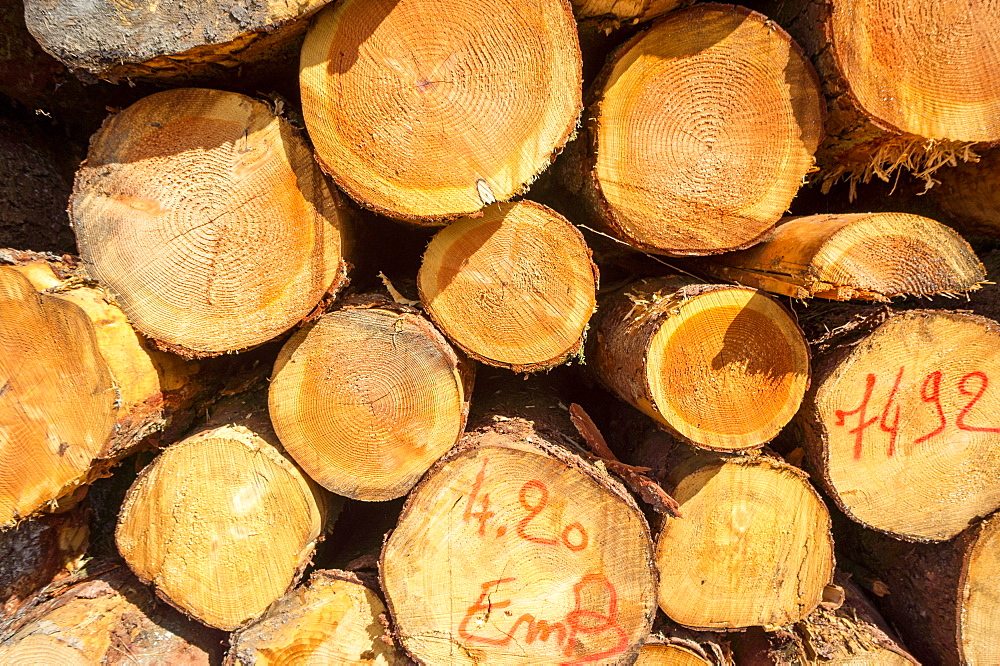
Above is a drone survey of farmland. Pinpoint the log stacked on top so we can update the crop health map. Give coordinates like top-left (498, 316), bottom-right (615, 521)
top-left (4, 0), bottom-right (1000, 663)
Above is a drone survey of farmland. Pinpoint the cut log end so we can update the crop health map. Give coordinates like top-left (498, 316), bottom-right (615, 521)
top-left (586, 3), bottom-right (823, 254)
top-left (116, 419), bottom-right (328, 630)
top-left (71, 87), bottom-right (348, 356)
top-left (828, 0), bottom-right (1000, 143)
top-left (656, 453), bottom-right (834, 630)
top-left (269, 304), bottom-right (470, 501)
top-left (382, 431), bottom-right (657, 664)
top-left (299, 0), bottom-right (582, 222)
top-left (593, 278), bottom-right (810, 450)
top-left (704, 212), bottom-right (986, 301)
top-left (0, 267), bottom-right (115, 527)
top-left (418, 201), bottom-right (597, 371)
top-left (961, 514), bottom-right (1000, 663)
top-left (804, 310), bottom-right (1000, 542)
top-left (227, 570), bottom-right (405, 665)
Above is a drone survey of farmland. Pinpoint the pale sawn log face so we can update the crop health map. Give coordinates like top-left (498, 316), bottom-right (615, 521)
top-left (592, 277), bottom-right (810, 450)
top-left (655, 454), bottom-right (834, 629)
top-left (227, 570), bottom-right (406, 665)
top-left (382, 439), bottom-right (657, 664)
top-left (269, 305), bottom-right (470, 502)
top-left (804, 310), bottom-right (1000, 541)
top-left (299, 0), bottom-right (583, 222)
top-left (418, 201), bottom-right (597, 371)
top-left (0, 564), bottom-right (225, 664)
top-left (961, 513), bottom-right (1000, 663)
top-left (72, 87), bottom-right (348, 356)
top-left (115, 424), bottom-right (328, 630)
top-left (0, 267), bottom-right (116, 528)
top-left (828, 0), bottom-right (1000, 143)
top-left (23, 0), bottom-right (331, 76)
top-left (704, 212), bottom-right (986, 301)
top-left (587, 3), bottom-right (824, 255)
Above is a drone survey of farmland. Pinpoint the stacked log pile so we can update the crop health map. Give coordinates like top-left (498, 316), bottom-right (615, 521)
top-left (2, 0), bottom-right (1000, 664)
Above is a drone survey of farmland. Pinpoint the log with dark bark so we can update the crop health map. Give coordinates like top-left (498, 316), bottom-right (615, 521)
top-left (0, 563), bottom-right (226, 663)
top-left (71, 87), bottom-right (349, 357)
top-left (795, 308), bottom-right (1000, 541)
top-left (380, 383), bottom-right (658, 664)
top-left (417, 201), bottom-right (598, 371)
top-left (589, 277), bottom-right (810, 450)
top-left (701, 212), bottom-right (985, 301)
top-left (269, 297), bottom-right (472, 502)
top-left (226, 569), bottom-right (407, 665)
top-left (116, 389), bottom-right (334, 631)
top-left (24, 0), bottom-right (330, 81)
top-left (558, 3), bottom-right (824, 255)
top-left (299, 0), bottom-right (582, 222)
top-left (931, 149), bottom-right (1000, 239)
top-left (0, 252), bottom-right (203, 528)
top-left (841, 512), bottom-right (1000, 664)
top-left (768, 0), bottom-right (1000, 193)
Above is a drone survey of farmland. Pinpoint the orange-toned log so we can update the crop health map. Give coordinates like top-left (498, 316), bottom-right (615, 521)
top-left (560, 4), bottom-right (823, 255)
top-left (116, 390), bottom-right (333, 630)
top-left (701, 212), bottom-right (985, 301)
top-left (269, 297), bottom-right (472, 501)
top-left (589, 277), bottom-right (810, 450)
top-left (842, 512), bottom-right (1000, 664)
top-left (226, 570), bottom-right (406, 664)
top-left (299, 0), bottom-right (582, 222)
top-left (71, 88), bottom-right (348, 357)
top-left (0, 252), bottom-right (201, 528)
top-left (768, 0), bottom-right (1000, 192)
top-left (795, 308), bottom-right (1000, 541)
top-left (381, 401), bottom-right (658, 664)
top-left (570, 0), bottom-right (680, 24)
top-left (0, 563), bottom-right (225, 663)
top-left (418, 201), bottom-right (597, 372)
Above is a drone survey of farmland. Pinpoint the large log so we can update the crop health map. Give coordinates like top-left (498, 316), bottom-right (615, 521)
top-left (418, 201), bottom-right (598, 371)
top-left (795, 308), bottom-right (1000, 541)
top-left (116, 390), bottom-right (333, 631)
top-left (650, 444), bottom-right (834, 630)
top-left (701, 212), bottom-right (985, 300)
top-left (0, 563), bottom-right (225, 663)
top-left (71, 87), bottom-right (349, 357)
top-left (299, 0), bottom-right (582, 222)
top-left (0, 253), bottom-right (200, 527)
top-left (589, 277), bottom-right (810, 450)
top-left (843, 512), bottom-right (1000, 664)
top-left (769, 0), bottom-right (1000, 192)
top-left (23, 0), bottom-right (329, 80)
top-left (559, 3), bottom-right (823, 255)
top-left (380, 389), bottom-right (658, 664)
top-left (226, 570), bottom-right (406, 665)
top-left (269, 297), bottom-right (472, 502)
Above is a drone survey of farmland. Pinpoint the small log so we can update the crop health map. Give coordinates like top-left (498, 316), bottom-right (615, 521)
top-left (589, 277), bottom-right (810, 450)
top-left (637, 619), bottom-right (733, 665)
top-left (380, 391), bottom-right (658, 664)
top-left (417, 201), bottom-right (598, 371)
top-left (71, 88), bottom-right (349, 357)
top-left (0, 506), bottom-right (89, 616)
top-left (701, 212), bottom-right (985, 301)
top-left (226, 569), bottom-right (407, 665)
top-left (795, 308), bottom-right (1000, 541)
top-left (730, 572), bottom-right (917, 664)
top-left (570, 0), bottom-right (680, 24)
top-left (560, 3), bottom-right (823, 255)
top-left (0, 563), bottom-right (225, 663)
top-left (24, 0), bottom-right (328, 80)
top-left (0, 252), bottom-right (203, 527)
top-left (269, 297), bottom-right (472, 502)
top-left (768, 0), bottom-right (1000, 192)
top-left (116, 390), bottom-right (333, 630)
top-left (842, 512), bottom-right (1000, 664)
top-left (931, 148), bottom-right (1000, 239)
top-left (650, 445), bottom-right (834, 630)
top-left (299, 0), bottom-right (582, 222)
